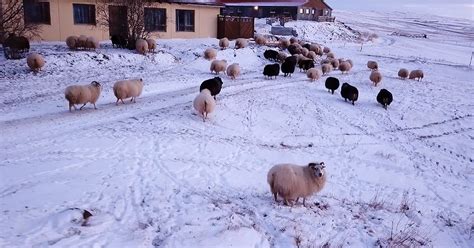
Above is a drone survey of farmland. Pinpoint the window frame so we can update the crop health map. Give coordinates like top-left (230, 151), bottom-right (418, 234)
top-left (144, 7), bottom-right (167, 32)
top-left (73, 3), bottom-right (96, 25)
top-left (176, 9), bottom-right (195, 32)
top-left (305, 8), bottom-right (310, 14)
top-left (23, 0), bottom-right (51, 25)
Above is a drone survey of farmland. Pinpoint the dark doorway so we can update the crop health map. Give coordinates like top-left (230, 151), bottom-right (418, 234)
top-left (108, 5), bottom-right (128, 37)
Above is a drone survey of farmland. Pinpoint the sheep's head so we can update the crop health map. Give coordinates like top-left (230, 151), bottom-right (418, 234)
top-left (308, 162), bottom-right (325, 178)
top-left (91, 81), bottom-right (101, 88)
top-left (214, 77), bottom-right (223, 85)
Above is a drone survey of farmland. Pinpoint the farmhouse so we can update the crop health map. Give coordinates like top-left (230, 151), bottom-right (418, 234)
top-left (219, 0), bottom-right (334, 22)
top-left (1, 0), bottom-right (222, 41)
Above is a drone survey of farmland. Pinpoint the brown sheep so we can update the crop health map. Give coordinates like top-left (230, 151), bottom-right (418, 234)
top-left (267, 162), bottom-right (326, 206)
top-left (66, 36), bottom-right (78, 50)
top-left (235, 38), bottom-right (248, 49)
top-left (307, 68), bottom-right (322, 82)
top-left (321, 63), bottom-right (333, 75)
top-left (290, 37), bottom-right (298, 44)
top-left (398, 68), bottom-right (409, 79)
top-left (339, 61), bottom-right (352, 74)
top-left (86, 36), bottom-right (99, 50)
top-left (135, 39), bottom-right (149, 55)
top-left (279, 38), bottom-right (290, 50)
top-left (329, 58), bottom-right (339, 70)
top-left (27, 53), bottom-right (45, 72)
top-left (370, 70), bottom-right (383, 86)
top-left (367, 60), bottom-right (378, 71)
top-left (409, 69), bottom-right (424, 81)
top-left (65, 81), bottom-right (102, 111)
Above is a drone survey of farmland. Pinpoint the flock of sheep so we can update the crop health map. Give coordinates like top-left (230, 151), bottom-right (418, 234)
top-left (15, 32), bottom-right (427, 207)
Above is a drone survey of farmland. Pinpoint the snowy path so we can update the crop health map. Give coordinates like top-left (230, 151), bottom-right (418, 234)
top-left (1, 11), bottom-right (474, 247)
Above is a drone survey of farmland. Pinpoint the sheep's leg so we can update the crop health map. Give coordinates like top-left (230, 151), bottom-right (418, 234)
top-left (130, 97), bottom-right (134, 102)
top-left (115, 99), bottom-right (119, 105)
top-left (79, 103), bottom-right (87, 110)
top-left (93, 103), bottom-right (97, 110)
top-left (273, 193), bottom-right (278, 202)
top-left (121, 99), bottom-right (125, 104)
top-left (303, 198), bottom-right (306, 207)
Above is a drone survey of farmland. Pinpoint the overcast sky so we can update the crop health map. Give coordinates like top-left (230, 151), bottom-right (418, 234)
top-left (326, 0), bottom-right (474, 20)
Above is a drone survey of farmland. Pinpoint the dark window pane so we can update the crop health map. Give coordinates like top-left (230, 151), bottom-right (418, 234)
top-left (73, 4), bottom-right (96, 25)
top-left (144, 8), bottom-right (166, 32)
top-left (23, 0), bottom-right (51, 24)
top-left (176, 10), bottom-right (194, 32)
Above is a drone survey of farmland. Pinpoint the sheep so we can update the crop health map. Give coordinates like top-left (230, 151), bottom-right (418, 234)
top-left (376, 89), bottom-right (393, 110)
top-left (279, 38), bottom-right (290, 49)
top-left (409, 69), bottom-right (424, 81)
top-left (111, 34), bottom-right (128, 48)
top-left (298, 59), bottom-right (315, 72)
top-left (85, 36), bottom-right (99, 50)
top-left (200, 77), bottom-right (224, 100)
top-left (264, 49), bottom-right (279, 61)
top-left (289, 37), bottom-right (298, 44)
top-left (26, 53), bottom-right (45, 72)
top-left (301, 47), bottom-right (309, 57)
top-left (369, 70), bottom-right (383, 86)
top-left (287, 44), bottom-right (301, 55)
top-left (320, 59), bottom-right (331, 65)
top-left (66, 36), bottom-right (78, 50)
top-left (321, 63), bottom-right (333, 75)
top-left (398, 68), bottom-right (409, 79)
top-left (113, 78), bottom-right (144, 105)
top-left (329, 58), bottom-right (339, 70)
top-left (204, 48), bottom-right (217, 60)
top-left (306, 51), bottom-right (317, 60)
top-left (210, 59), bottom-right (228, 75)
top-left (309, 43), bottom-right (321, 54)
top-left (307, 68), bottom-right (322, 82)
top-left (267, 162), bottom-right (326, 207)
top-left (281, 56), bottom-right (297, 77)
top-left (64, 81), bottom-right (102, 112)
top-left (277, 52), bottom-right (288, 63)
top-left (346, 59), bottom-right (354, 68)
top-left (367, 60), bottom-right (378, 71)
top-left (235, 38), bottom-right (248, 49)
top-left (325, 77), bottom-right (340, 94)
top-left (193, 89), bottom-right (216, 122)
top-left (219, 37), bottom-right (229, 50)
top-left (146, 38), bottom-right (157, 52)
top-left (339, 61), bottom-right (352, 74)
top-left (326, 52), bottom-right (335, 59)
top-left (255, 35), bottom-right (267, 45)
top-left (340, 82), bottom-right (359, 105)
top-left (323, 46), bottom-right (331, 54)
top-left (226, 63), bottom-right (240, 80)
top-left (135, 39), bottom-right (149, 55)
top-left (263, 63), bottom-right (280, 79)
top-left (78, 35), bottom-right (88, 49)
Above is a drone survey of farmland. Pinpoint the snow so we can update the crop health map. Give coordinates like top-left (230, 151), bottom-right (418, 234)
top-left (1, 10), bottom-right (474, 247)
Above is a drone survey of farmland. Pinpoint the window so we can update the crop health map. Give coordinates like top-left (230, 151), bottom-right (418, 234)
top-left (23, 0), bottom-right (51, 24)
top-left (176, 9), bottom-right (194, 32)
top-left (73, 4), bottom-right (96, 25)
top-left (311, 9), bottom-right (315, 15)
top-left (305, 9), bottom-right (310, 14)
top-left (299, 8), bottom-right (303, 14)
top-left (145, 8), bottom-right (166, 32)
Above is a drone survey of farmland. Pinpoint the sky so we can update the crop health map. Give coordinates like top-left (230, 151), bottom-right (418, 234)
top-left (326, 0), bottom-right (474, 20)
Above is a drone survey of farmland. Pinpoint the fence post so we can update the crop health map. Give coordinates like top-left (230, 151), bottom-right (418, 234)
top-left (470, 51), bottom-right (473, 67)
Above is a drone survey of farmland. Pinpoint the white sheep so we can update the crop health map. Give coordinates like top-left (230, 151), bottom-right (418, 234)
top-left (307, 68), bottom-right (322, 82)
top-left (255, 35), bottom-right (267, 45)
top-left (339, 61), bottom-right (352, 74)
top-left (135, 39), bottom-right (149, 55)
top-left (210, 59), bottom-right (228, 74)
top-left (193, 88), bottom-right (216, 122)
top-left (204, 48), bottom-right (217, 60)
top-left (66, 36), bottom-right (78, 50)
top-left (64, 81), bottom-right (102, 112)
top-left (226, 63), bottom-right (240, 80)
top-left (235, 38), bottom-right (248, 49)
top-left (146, 38), bottom-right (157, 52)
top-left (113, 78), bottom-right (144, 105)
top-left (26, 53), bottom-right (45, 72)
top-left (267, 162), bottom-right (326, 206)
top-left (409, 69), bottom-right (424, 81)
top-left (86, 36), bottom-right (99, 50)
top-left (219, 37), bottom-right (229, 50)
top-left (398, 68), bottom-right (409, 79)
top-left (370, 70), bottom-right (383, 86)
top-left (367, 60), bottom-right (378, 71)
top-left (321, 63), bottom-right (333, 75)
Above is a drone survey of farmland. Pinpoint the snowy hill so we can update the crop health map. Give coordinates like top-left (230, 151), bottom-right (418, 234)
top-left (1, 10), bottom-right (473, 247)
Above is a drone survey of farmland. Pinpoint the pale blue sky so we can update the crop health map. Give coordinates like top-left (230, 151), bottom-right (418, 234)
top-left (326, 0), bottom-right (474, 20)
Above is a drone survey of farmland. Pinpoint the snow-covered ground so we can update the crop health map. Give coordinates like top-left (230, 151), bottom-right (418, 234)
top-left (1, 10), bottom-right (473, 247)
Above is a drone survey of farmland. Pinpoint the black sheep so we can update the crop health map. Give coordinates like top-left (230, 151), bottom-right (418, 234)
top-left (298, 59), bottom-right (314, 72)
top-left (111, 35), bottom-right (128, 48)
top-left (287, 44), bottom-right (301, 55)
top-left (200, 77), bottom-right (224, 99)
top-left (263, 63), bottom-right (280, 79)
top-left (3, 34), bottom-right (30, 59)
top-left (281, 56), bottom-right (297, 77)
top-left (340, 83), bottom-right (359, 105)
top-left (264, 50), bottom-right (279, 62)
top-left (325, 77), bottom-right (340, 94)
top-left (302, 43), bottom-right (311, 50)
top-left (376, 89), bottom-right (393, 110)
